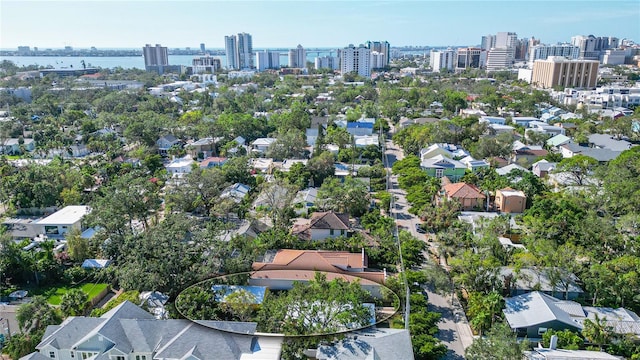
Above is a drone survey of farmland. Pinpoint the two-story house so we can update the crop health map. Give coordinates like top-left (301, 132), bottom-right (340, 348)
top-left (420, 155), bottom-right (467, 182)
top-left (156, 134), bottom-right (181, 157)
top-left (291, 211), bottom-right (350, 241)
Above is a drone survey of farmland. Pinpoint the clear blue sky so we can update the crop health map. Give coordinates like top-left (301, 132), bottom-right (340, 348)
top-left (1, 0), bottom-right (639, 49)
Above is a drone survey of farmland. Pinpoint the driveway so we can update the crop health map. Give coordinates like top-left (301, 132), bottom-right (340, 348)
top-left (384, 137), bottom-right (474, 359)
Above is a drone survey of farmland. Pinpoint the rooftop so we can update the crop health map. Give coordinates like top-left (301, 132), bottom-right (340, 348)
top-left (36, 206), bottom-right (90, 226)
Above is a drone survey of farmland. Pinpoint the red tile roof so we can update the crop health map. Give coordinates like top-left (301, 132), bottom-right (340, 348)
top-left (442, 183), bottom-right (486, 199)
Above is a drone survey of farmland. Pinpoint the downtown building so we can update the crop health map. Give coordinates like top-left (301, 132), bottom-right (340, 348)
top-left (315, 55), bottom-right (340, 71)
top-left (429, 48), bottom-right (455, 73)
top-left (455, 47), bottom-right (486, 72)
top-left (191, 55), bottom-right (221, 74)
top-left (484, 32), bottom-right (518, 72)
top-left (365, 40), bottom-right (391, 67)
top-left (531, 56), bottom-right (599, 89)
top-left (288, 44), bottom-right (306, 68)
top-left (528, 43), bottom-right (580, 68)
top-left (340, 44), bottom-right (371, 77)
top-left (224, 32), bottom-right (253, 70)
top-left (256, 50), bottom-right (280, 71)
top-left (143, 44), bottom-right (169, 73)
top-left (571, 35), bottom-right (619, 59)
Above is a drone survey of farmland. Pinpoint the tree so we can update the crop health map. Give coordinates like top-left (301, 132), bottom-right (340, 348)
top-left (60, 288), bottom-right (89, 317)
top-left (316, 177), bottom-right (369, 217)
top-left (16, 296), bottom-right (61, 334)
top-left (399, 230), bottom-right (427, 269)
top-left (285, 162), bottom-right (311, 189)
top-left (582, 313), bottom-right (614, 350)
top-left (266, 129), bottom-right (308, 160)
top-left (176, 286), bottom-right (221, 320)
top-left (465, 322), bottom-right (528, 360)
top-left (306, 151), bottom-right (335, 187)
top-left (66, 228), bottom-right (91, 262)
top-left (541, 329), bottom-right (583, 350)
top-left (555, 155), bottom-right (599, 186)
top-left (409, 310), bottom-right (448, 360)
top-left (467, 291), bottom-right (504, 335)
top-left (222, 289), bottom-right (258, 322)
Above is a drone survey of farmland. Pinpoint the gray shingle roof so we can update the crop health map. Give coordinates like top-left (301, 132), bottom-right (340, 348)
top-left (316, 328), bottom-right (414, 360)
top-left (503, 292), bottom-right (582, 330)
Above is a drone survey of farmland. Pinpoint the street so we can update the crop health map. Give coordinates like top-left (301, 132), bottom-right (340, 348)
top-left (384, 136), bottom-right (474, 359)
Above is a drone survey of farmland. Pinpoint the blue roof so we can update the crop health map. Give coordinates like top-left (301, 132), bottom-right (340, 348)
top-left (211, 285), bottom-right (267, 304)
top-left (346, 122), bottom-right (374, 129)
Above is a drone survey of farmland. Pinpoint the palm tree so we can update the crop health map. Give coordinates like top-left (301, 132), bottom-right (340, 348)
top-left (582, 313), bottom-right (614, 351)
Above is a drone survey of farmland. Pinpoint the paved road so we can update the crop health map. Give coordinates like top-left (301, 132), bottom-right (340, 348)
top-left (383, 136), bottom-right (474, 359)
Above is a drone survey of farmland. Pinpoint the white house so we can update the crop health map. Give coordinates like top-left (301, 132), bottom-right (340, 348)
top-left (480, 116), bottom-right (506, 125)
top-left (251, 137), bottom-right (276, 153)
top-left (36, 205), bottom-right (91, 238)
top-left (165, 156), bottom-right (195, 177)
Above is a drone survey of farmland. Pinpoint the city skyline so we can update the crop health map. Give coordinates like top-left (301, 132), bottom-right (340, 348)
top-left (1, 1), bottom-right (639, 49)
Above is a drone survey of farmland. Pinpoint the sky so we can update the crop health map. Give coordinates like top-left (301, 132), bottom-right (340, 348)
top-left (1, 0), bottom-right (639, 49)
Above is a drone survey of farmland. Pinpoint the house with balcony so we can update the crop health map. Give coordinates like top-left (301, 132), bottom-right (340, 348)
top-left (420, 155), bottom-right (467, 182)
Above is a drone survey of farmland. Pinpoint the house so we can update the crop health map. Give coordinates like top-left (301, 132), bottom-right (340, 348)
top-left (315, 328), bottom-right (414, 360)
top-left (420, 155), bottom-right (467, 182)
top-left (199, 156), bottom-right (228, 169)
top-left (226, 136), bottom-right (246, 155)
top-left (504, 291), bottom-right (640, 340)
top-left (559, 142), bottom-right (621, 162)
top-left (250, 137), bottom-right (276, 154)
top-left (546, 134), bottom-right (572, 150)
top-left (346, 122), bottom-right (374, 136)
top-left (499, 267), bottom-right (584, 299)
top-left (291, 211), bottom-right (350, 241)
top-left (293, 187), bottom-right (318, 215)
top-left (588, 133), bottom-right (634, 152)
top-left (81, 259), bottom-right (112, 269)
top-left (489, 124), bottom-right (516, 134)
top-left (220, 183), bottom-right (251, 203)
top-left (479, 116), bottom-right (506, 125)
top-left (0, 138), bottom-right (35, 154)
top-left (353, 135), bottom-right (379, 148)
top-left (252, 249), bottom-right (385, 283)
top-left (249, 158), bottom-right (274, 173)
top-left (279, 159), bottom-right (308, 172)
top-left (438, 182), bottom-right (486, 211)
top-left (398, 117), bottom-right (440, 128)
top-left (24, 301), bottom-right (282, 360)
top-left (528, 121), bottom-right (566, 136)
top-left (460, 156), bottom-right (490, 172)
top-left (532, 160), bottom-right (557, 178)
top-left (512, 147), bottom-right (548, 167)
top-left (495, 188), bottom-right (527, 213)
top-left (187, 137), bottom-right (218, 159)
top-left (156, 134), bottom-right (181, 157)
top-left (306, 127), bottom-right (319, 147)
top-left (419, 143), bottom-right (469, 162)
top-left (165, 156), bottom-right (195, 177)
top-left (496, 163), bottom-right (529, 176)
top-left (36, 206), bottom-right (91, 239)
top-left (512, 117), bottom-right (539, 128)
top-left (139, 291), bottom-right (169, 319)
top-left (525, 348), bottom-right (619, 360)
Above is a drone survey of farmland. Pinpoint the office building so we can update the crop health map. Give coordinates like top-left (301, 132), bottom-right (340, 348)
top-left (486, 47), bottom-right (512, 72)
top-left (289, 44), bottom-right (306, 68)
top-left (143, 44), bottom-right (169, 73)
top-left (224, 35), bottom-right (238, 70)
top-left (224, 33), bottom-right (254, 70)
top-left (481, 35), bottom-right (496, 52)
top-left (531, 57), bottom-right (599, 89)
top-left (340, 44), bottom-right (371, 77)
top-left (200, 43), bottom-right (205, 53)
top-left (256, 50), bottom-right (280, 71)
top-left (602, 49), bottom-right (626, 65)
top-left (571, 35), bottom-right (619, 59)
top-left (430, 48), bottom-right (455, 73)
top-left (455, 47), bottom-right (486, 71)
top-left (315, 55), bottom-right (340, 70)
top-left (365, 41), bottom-right (391, 66)
top-left (528, 44), bottom-right (580, 68)
top-left (191, 55), bottom-right (221, 74)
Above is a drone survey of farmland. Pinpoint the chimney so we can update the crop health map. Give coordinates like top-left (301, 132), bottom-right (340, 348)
top-left (361, 247), bottom-right (365, 267)
top-left (549, 335), bottom-right (558, 350)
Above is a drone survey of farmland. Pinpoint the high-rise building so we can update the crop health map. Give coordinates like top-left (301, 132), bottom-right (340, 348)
top-left (315, 55), bottom-right (340, 71)
top-left (200, 43), bottom-right (205, 53)
top-left (455, 47), bottom-right (486, 71)
top-left (237, 32), bottom-right (253, 69)
top-left (288, 44), bottom-right (306, 68)
top-left (340, 44), bottom-right (371, 77)
top-left (571, 35), bottom-right (619, 59)
top-left (143, 44), bottom-right (169, 73)
top-left (224, 33), bottom-right (254, 70)
top-left (531, 56), bottom-right (599, 89)
top-left (486, 48), bottom-right (512, 72)
top-left (481, 35), bottom-right (496, 52)
top-left (224, 35), bottom-right (238, 70)
top-left (429, 48), bottom-right (455, 73)
top-left (256, 50), bottom-right (280, 71)
top-left (365, 41), bottom-right (390, 66)
top-left (370, 52), bottom-right (386, 70)
top-left (191, 55), bottom-right (221, 74)
top-left (528, 44), bottom-right (580, 68)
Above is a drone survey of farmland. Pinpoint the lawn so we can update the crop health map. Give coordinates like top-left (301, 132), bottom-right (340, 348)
top-left (44, 283), bottom-right (109, 305)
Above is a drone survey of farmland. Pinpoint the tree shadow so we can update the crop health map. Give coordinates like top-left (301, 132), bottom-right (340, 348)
top-left (428, 303), bottom-right (454, 320)
top-left (437, 328), bottom-right (456, 342)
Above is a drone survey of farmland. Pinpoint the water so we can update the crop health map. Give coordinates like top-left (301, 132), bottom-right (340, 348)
top-left (1, 52), bottom-right (336, 70)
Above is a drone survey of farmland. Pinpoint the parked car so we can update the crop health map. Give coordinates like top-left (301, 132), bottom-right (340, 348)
top-left (415, 223), bottom-right (426, 234)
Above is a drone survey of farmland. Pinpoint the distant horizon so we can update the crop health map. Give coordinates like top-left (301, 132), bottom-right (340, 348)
top-left (1, 1), bottom-right (638, 49)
